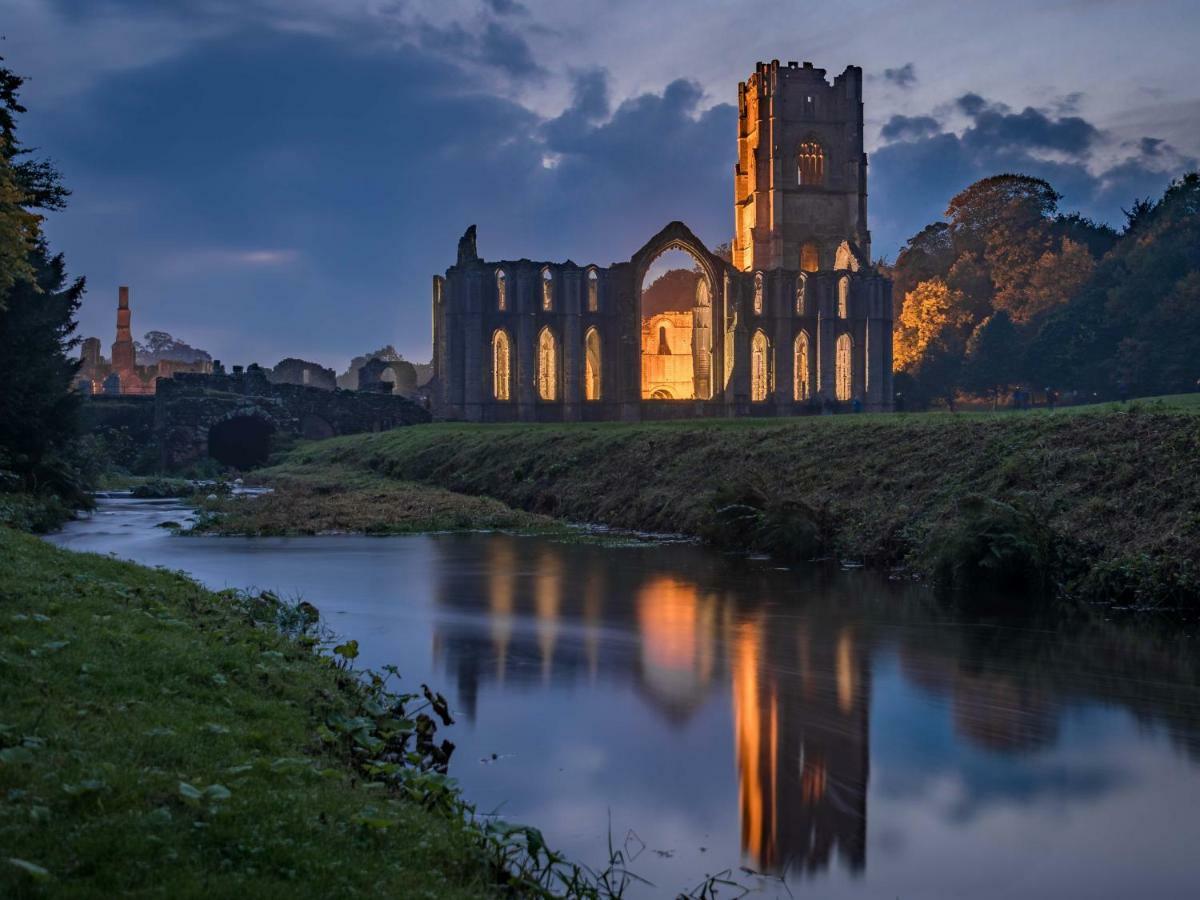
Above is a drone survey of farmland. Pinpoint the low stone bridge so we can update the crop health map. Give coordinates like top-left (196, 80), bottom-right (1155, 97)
top-left (155, 369), bottom-right (430, 470)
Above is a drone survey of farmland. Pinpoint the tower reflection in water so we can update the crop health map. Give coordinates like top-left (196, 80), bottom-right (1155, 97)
top-left (431, 535), bottom-right (869, 877)
top-left (731, 615), bottom-right (867, 874)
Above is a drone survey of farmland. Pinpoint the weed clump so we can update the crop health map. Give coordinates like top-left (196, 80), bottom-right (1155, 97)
top-left (700, 480), bottom-right (829, 561)
top-left (929, 496), bottom-right (1064, 605)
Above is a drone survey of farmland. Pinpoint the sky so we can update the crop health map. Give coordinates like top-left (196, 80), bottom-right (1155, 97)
top-left (4, 0), bottom-right (1199, 368)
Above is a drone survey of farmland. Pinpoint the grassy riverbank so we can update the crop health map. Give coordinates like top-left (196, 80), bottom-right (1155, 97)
top-left (0, 527), bottom-right (594, 897)
top-left (189, 466), bottom-right (563, 536)
top-left (263, 395), bottom-right (1200, 608)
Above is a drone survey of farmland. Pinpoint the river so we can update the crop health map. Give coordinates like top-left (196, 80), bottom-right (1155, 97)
top-left (47, 494), bottom-right (1200, 898)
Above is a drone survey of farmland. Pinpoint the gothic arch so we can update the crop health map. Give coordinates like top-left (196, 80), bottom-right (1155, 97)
top-left (751, 329), bottom-right (771, 402)
top-left (584, 327), bottom-right (601, 401)
top-left (495, 268), bottom-right (508, 311)
top-left (800, 241), bottom-right (820, 273)
top-left (633, 221), bottom-right (720, 402)
top-left (492, 329), bottom-right (512, 401)
top-left (540, 267), bottom-right (554, 311)
top-left (796, 139), bottom-right (825, 186)
top-left (586, 268), bottom-right (599, 313)
top-left (836, 333), bottom-right (853, 402)
top-left (536, 326), bottom-right (559, 401)
top-left (793, 331), bottom-right (811, 401)
top-left (838, 276), bottom-right (851, 319)
top-left (795, 272), bottom-right (808, 315)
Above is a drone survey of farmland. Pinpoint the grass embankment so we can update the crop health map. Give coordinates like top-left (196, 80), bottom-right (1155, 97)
top-left (267, 395), bottom-right (1200, 607)
top-left (189, 466), bottom-right (563, 536)
top-left (0, 528), bottom-right (554, 897)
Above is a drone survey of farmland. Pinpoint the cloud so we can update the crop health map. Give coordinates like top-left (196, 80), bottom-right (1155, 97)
top-left (153, 247), bottom-right (300, 277)
top-left (870, 90), bottom-right (1196, 257)
top-left (961, 101), bottom-right (1099, 156)
top-left (883, 63), bottom-right (917, 89)
top-left (478, 21), bottom-right (546, 81)
top-left (880, 114), bottom-right (941, 142)
top-left (484, 0), bottom-right (530, 15)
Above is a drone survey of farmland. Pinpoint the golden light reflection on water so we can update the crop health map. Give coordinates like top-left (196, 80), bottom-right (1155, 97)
top-left (487, 538), bottom-right (517, 683)
top-left (454, 539), bottom-right (870, 875)
top-left (636, 576), bottom-right (717, 712)
top-left (534, 545), bottom-right (562, 683)
top-left (732, 617), bottom-right (777, 864)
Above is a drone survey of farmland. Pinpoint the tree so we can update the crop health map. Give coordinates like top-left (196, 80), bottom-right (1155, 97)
top-left (0, 59), bottom-right (85, 493)
top-left (895, 277), bottom-right (967, 370)
top-left (1029, 172), bottom-right (1200, 397)
top-left (962, 311), bottom-right (1021, 409)
top-left (945, 174), bottom-right (1061, 244)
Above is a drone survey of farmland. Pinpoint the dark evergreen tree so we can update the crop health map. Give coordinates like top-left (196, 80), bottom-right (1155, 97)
top-left (0, 59), bottom-right (86, 495)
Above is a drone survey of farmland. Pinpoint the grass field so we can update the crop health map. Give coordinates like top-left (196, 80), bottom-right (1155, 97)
top-left (0, 528), bottom-right (501, 897)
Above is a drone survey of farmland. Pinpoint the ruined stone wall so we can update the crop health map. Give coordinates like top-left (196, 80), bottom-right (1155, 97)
top-left (432, 221), bottom-right (893, 420)
top-left (154, 370), bottom-right (430, 470)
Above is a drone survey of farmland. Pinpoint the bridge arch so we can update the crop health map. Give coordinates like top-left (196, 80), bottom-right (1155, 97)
top-left (207, 407), bottom-right (278, 469)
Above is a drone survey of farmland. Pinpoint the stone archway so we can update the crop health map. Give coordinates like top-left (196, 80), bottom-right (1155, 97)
top-left (632, 222), bottom-right (722, 402)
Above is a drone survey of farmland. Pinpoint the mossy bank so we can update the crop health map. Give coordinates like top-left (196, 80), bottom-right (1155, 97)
top-left (266, 396), bottom-right (1200, 608)
top-left (0, 528), bottom-right (628, 898)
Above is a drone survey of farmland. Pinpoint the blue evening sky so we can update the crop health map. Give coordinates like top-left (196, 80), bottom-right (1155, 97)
top-left (5, 0), bottom-right (1198, 367)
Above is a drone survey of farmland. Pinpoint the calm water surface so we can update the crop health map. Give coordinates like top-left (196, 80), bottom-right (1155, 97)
top-left (48, 496), bottom-right (1200, 898)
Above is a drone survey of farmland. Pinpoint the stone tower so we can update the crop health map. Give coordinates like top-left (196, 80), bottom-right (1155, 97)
top-left (733, 60), bottom-right (871, 273)
top-left (111, 285), bottom-right (135, 373)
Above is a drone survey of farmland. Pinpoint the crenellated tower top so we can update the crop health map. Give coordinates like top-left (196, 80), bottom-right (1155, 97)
top-left (733, 60), bottom-right (870, 273)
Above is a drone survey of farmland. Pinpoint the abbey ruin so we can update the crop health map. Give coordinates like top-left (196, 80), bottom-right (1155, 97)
top-left (431, 61), bottom-right (893, 421)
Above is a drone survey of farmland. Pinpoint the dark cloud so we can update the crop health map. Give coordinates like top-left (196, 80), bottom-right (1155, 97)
top-left (415, 18), bottom-right (545, 82)
top-left (956, 92), bottom-right (991, 117)
top-left (880, 114), bottom-right (941, 142)
top-left (542, 68), bottom-right (611, 148)
top-left (478, 21), bottom-right (545, 80)
top-left (28, 27), bottom-right (733, 365)
top-left (964, 105), bottom-right (1099, 156)
top-left (484, 0), bottom-right (530, 15)
top-left (883, 63), bottom-right (917, 89)
top-left (870, 91), bottom-right (1194, 257)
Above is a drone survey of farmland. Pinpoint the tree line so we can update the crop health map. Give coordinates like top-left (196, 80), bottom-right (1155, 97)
top-left (886, 172), bottom-right (1200, 408)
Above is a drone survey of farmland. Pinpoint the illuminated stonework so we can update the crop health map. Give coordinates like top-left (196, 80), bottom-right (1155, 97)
top-left (431, 61), bottom-right (893, 421)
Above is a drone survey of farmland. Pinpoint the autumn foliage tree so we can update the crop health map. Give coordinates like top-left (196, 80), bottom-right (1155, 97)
top-left (891, 173), bottom-right (1124, 406)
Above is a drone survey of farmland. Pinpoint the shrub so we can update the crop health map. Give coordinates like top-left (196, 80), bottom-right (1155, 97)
top-left (929, 496), bottom-right (1063, 605)
top-left (700, 480), bottom-right (828, 561)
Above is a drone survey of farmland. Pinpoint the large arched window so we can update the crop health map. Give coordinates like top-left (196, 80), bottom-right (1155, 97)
top-left (541, 268), bottom-right (553, 311)
top-left (800, 242), bottom-right (820, 273)
top-left (793, 331), bottom-right (811, 401)
top-left (838, 276), bottom-right (850, 319)
top-left (753, 272), bottom-right (764, 315)
top-left (797, 141), bottom-right (825, 186)
top-left (584, 327), bottom-right (601, 401)
top-left (795, 273), bottom-right (807, 315)
top-left (496, 269), bottom-right (507, 311)
top-left (587, 269), bottom-right (599, 312)
top-left (492, 330), bottom-right (511, 401)
top-left (836, 333), bottom-right (852, 402)
top-left (537, 327), bottom-right (558, 400)
top-left (751, 330), bottom-right (771, 402)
